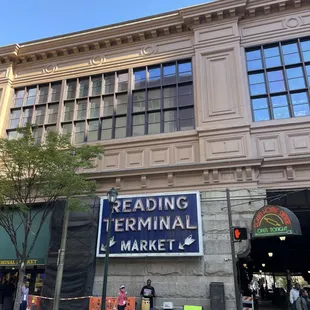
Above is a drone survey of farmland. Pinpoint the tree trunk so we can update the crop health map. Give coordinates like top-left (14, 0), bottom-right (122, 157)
top-left (13, 265), bottom-right (25, 310)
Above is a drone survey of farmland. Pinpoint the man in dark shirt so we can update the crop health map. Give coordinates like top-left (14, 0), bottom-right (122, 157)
top-left (140, 279), bottom-right (156, 310)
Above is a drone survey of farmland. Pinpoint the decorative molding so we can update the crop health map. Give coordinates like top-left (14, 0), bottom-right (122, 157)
top-left (140, 45), bottom-right (157, 57)
top-left (282, 16), bottom-right (304, 29)
top-left (42, 63), bottom-right (57, 74)
top-left (89, 54), bottom-right (106, 66)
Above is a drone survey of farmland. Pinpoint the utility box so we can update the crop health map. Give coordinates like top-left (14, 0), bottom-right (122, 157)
top-left (163, 302), bottom-right (173, 310)
top-left (210, 282), bottom-right (225, 310)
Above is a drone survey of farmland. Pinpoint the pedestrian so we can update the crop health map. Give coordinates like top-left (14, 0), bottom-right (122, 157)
top-left (140, 280), bottom-right (155, 310)
top-left (19, 280), bottom-right (29, 310)
top-left (116, 285), bottom-right (127, 310)
top-left (296, 289), bottom-right (310, 310)
top-left (290, 283), bottom-right (301, 310)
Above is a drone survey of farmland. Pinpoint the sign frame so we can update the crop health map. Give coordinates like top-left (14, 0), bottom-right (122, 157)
top-left (96, 191), bottom-right (203, 258)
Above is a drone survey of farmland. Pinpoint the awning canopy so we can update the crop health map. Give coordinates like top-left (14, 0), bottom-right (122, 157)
top-left (252, 205), bottom-right (302, 238)
top-left (0, 209), bottom-right (51, 266)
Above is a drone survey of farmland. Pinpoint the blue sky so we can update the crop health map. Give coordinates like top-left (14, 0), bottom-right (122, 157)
top-left (0, 0), bottom-right (210, 46)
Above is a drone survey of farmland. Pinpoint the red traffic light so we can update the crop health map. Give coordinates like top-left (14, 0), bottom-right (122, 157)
top-left (233, 227), bottom-right (247, 241)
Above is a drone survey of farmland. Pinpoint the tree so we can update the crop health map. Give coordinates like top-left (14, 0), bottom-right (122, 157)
top-left (0, 125), bottom-right (103, 310)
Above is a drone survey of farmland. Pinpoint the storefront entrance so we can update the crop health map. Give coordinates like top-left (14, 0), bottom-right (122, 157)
top-left (239, 189), bottom-right (310, 310)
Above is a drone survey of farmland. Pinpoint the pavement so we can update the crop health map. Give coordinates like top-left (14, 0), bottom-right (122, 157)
top-left (257, 300), bottom-right (289, 310)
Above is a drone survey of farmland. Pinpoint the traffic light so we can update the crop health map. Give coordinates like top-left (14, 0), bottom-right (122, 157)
top-left (233, 227), bottom-right (247, 241)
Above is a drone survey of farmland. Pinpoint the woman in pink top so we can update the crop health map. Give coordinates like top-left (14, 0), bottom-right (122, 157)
top-left (117, 285), bottom-right (127, 310)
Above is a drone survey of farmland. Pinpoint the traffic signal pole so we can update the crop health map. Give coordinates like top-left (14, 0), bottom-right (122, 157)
top-left (226, 188), bottom-right (241, 310)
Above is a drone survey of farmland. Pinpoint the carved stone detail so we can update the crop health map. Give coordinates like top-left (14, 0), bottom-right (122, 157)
top-left (115, 178), bottom-right (121, 190)
top-left (140, 45), bottom-right (157, 57)
top-left (282, 16), bottom-right (304, 29)
top-left (42, 63), bottom-right (57, 74)
top-left (89, 55), bottom-right (106, 66)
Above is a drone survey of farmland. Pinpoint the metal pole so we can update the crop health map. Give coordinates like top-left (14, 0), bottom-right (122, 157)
top-left (100, 202), bottom-right (113, 310)
top-left (53, 200), bottom-right (70, 310)
top-left (226, 188), bottom-right (241, 310)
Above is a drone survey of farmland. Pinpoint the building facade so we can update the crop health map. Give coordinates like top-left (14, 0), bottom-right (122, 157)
top-left (1, 0), bottom-right (310, 309)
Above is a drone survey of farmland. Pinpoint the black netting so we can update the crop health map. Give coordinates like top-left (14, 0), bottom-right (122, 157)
top-left (40, 197), bottom-right (100, 310)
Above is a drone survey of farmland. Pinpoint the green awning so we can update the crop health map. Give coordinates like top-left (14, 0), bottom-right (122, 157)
top-left (0, 209), bottom-right (51, 266)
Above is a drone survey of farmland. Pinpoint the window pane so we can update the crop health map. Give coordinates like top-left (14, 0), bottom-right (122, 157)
top-left (134, 69), bottom-right (146, 89)
top-left (14, 89), bottom-right (25, 107)
top-left (271, 95), bottom-right (288, 108)
top-left (92, 76), bottom-right (102, 96)
top-left (35, 106), bottom-right (46, 125)
top-left (180, 118), bottom-right (194, 131)
top-left (301, 40), bottom-right (310, 61)
top-left (51, 83), bottom-right (61, 102)
top-left (247, 59), bottom-right (263, 71)
top-left (133, 115), bottom-right (145, 136)
top-left (282, 43), bottom-right (300, 65)
top-left (115, 118), bottom-right (127, 139)
top-left (149, 67), bottom-right (161, 87)
top-left (148, 89), bottom-right (161, 110)
top-left (46, 125), bottom-right (56, 133)
top-left (89, 98), bottom-right (100, 118)
top-left (164, 110), bottom-right (176, 121)
top-left (116, 94), bottom-right (127, 114)
top-left (273, 106), bottom-right (290, 119)
top-left (179, 84), bottom-right (193, 106)
top-left (180, 108), bottom-right (194, 120)
top-left (64, 101), bottom-right (74, 121)
top-left (133, 91), bottom-right (145, 112)
top-left (48, 104), bottom-right (58, 123)
top-left (76, 100), bottom-right (87, 120)
top-left (286, 67), bottom-right (305, 90)
top-left (246, 50), bottom-right (261, 61)
top-left (163, 64), bottom-right (176, 84)
top-left (148, 112), bottom-right (160, 134)
top-left (249, 73), bottom-right (266, 96)
top-left (267, 70), bottom-right (285, 93)
top-left (33, 127), bottom-right (43, 144)
top-left (101, 118), bottom-right (112, 140)
top-left (252, 98), bottom-right (268, 110)
top-left (22, 108), bottom-right (33, 126)
top-left (163, 87), bottom-right (177, 108)
top-left (87, 120), bottom-right (99, 142)
top-left (118, 72), bottom-right (128, 92)
top-left (293, 104), bottom-right (310, 117)
top-left (10, 110), bottom-right (21, 128)
top-left (264, 46), bottom-right (281, 68)
top-left (62, 124), bottom-right (72, 140)
top-left (104, 74), bottom-right (115, 94)
top-left (67, 80), bottom-right (77, 99)
top-left (75, 122), bottom-right (85, 143)
top-left (164, 121), bottom-right (177, 133)
top-left (103, 96), bottom-right (114, 116)
top-left (178, 62), bottom-right (192, 82)
top-left (38, 85), bottom-right (49, 104)
top-left (253, 109), bottom-right (270, 121)
top-left (26, 87), bottom-right (37, 105)
top-left (79, 78), bottom-right (89, 97)
top-left (7, 130), bottom-right (18, 140)
top-left (291, 92), bottom-right (308, 105)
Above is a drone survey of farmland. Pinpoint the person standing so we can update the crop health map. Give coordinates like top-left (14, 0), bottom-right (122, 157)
top-left (116, 285), bottom-right (127, 310)
top-left (19, 280), bottom-right (29, 310)
top-left (290, 283), bottom-right (301, 310)
top-left (296, 289), bottom-right (310, 310)
top-left (140, 280), bottom-right (155, 310)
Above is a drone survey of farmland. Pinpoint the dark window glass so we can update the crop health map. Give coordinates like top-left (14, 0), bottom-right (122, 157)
top-left (118, 72), bottom-right (128, 92)
top-left (35, 106), bottom-right (46, 125)
top-left (103, 96), bottom-right (114, 116)
top-left (101, 118), bottom-right (112, 140)
top-left (79, 78), bottom-right (89, 97)
top-left (10, 110), bottom-right (21, 128)
top-left (148, 89), bottom-right (161, 110)
top-left (62, 123), bottom-right (72, 141)
top-left (26, 87), bottom-right (37, 105)
top-left (116, 94), bottom-right (127, 115)
top-left (92, 76), bottom-right (102, 96)
top-left (76, 99), bottom-right (87, 120)
top-left (104, 74), bottom-right (115, 94)
top-left (7, 130), bottom-right (18, 140)
top-left (133, 91), bottom-right (145, 112)
top-left (67, 80), bottom-right (77, 99)
top-left (51, 83), bottom-right (61, 102)
top-left (22, 108), bottom-right (33, 126)
top-left (64, 101), bottom-right (74, 121)
top-left (178, 62), bottom-right (192, 82)
top-left (89, 98), bottom-right (100, 118)
top-left (87, 120), bottom-right (99, 142)
top-left (115, 116), bottom-right (127, 139)
top-left (148, 112), bottom-right (161, 135)
top-left (75, 122), bottom-right (85, 143)
top-left (13, 89), bottom-right (25, 107)
top-left (38, 85), bottom-right (49, 104)
top-left (33, 127), bottom-right (43, 144)
top-left (133, 114), bottom-right (145, 136)
top-left (246, 38), bottom-right (310, 122)
top-left (134, 69), bottom-right (146, 89)
top-left (48, 104), bottom-right (58, 123)
top-left (149, 67), bottom-right (161, 87)
top-left (163, 64), bottom-right (176, 84)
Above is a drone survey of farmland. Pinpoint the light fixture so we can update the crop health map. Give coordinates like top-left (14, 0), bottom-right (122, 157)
top-left (262, 263), bottom-right (266, 267)
top-left (259, 270), bottom-right (262, 273)
top-left (308, 271), bottom-right (310, 274)
top-left (243, 263), bottom-right (247, 268)
top-left (268, 252), bottom-right (273, 257)
top-left (280, 236), bottom-right (286, 241)
top-left (107, 188), bottom-right (118, 203)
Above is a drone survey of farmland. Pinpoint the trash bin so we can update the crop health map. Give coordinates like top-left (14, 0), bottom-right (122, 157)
top-left (210, 282), bottom-right (225, 310)
top-left (141, 298), bottom-right (150, 310)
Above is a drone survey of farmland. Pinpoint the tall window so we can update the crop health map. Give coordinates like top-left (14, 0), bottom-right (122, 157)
top-left (246, 37), bottom-right (310, 121)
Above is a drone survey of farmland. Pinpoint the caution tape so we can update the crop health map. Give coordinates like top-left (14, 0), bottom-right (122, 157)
top-left (39, 295), bottom-right (93, 301)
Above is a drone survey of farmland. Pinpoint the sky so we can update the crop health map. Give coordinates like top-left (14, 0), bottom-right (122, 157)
top-left (0, 0), bottom-right (211, 47)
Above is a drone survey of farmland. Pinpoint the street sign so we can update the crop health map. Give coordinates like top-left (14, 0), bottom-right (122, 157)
top-left (96, 192), bottom-right (203, 257)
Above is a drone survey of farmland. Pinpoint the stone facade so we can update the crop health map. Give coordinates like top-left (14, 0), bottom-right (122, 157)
top-left (93, 189), bottom-right (265, 310)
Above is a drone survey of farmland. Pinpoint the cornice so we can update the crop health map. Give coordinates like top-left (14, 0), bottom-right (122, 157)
top-left (0, 0), bottom-right (308, 66)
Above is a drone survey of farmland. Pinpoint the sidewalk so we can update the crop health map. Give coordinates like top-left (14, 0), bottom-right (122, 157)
top-left (257, 300), bottom-right (288, 310)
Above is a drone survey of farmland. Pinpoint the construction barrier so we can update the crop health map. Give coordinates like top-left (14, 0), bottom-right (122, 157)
top-left (242, 296), bottom-right (254, 310)
top-left (89, 297), bottom-right (136, 310)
